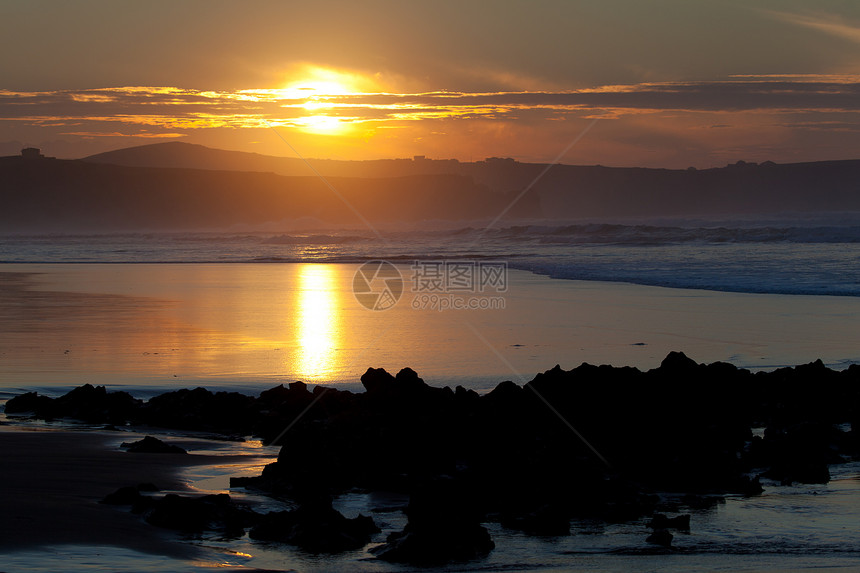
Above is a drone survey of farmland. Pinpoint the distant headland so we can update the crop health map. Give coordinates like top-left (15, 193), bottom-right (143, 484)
top-left (2, 142), bottom-right (860, 231)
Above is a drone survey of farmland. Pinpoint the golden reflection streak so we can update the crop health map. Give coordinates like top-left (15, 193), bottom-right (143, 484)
top-left (294, 264), bottom-right (341, 381)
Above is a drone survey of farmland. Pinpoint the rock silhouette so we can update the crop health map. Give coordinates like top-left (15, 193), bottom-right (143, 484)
top-left (10, 352), bottom-right (860, 564)
top-left (372, 478), bottom-right (494, 564)
top-left (120, 436), bottom-right (187, 454)
top-left (249, 495), bottom-right (379, 553)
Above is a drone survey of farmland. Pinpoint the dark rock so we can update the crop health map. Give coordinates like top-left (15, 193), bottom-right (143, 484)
top-left (249, 496), bottom-right (379, 552)
top-left (146, 493), bottom-right (219, 531)
top-left (101, 486), bottom-right (142, 505)
top-left (4, 391), bottom-right (55, 415)
top-left (734, 475), bottom-right (765, 496)
top-left (121, 435), bottom-right (187, 454)
top-left (373, 523), bottom-right (494, 565)
top-left (659, 351), bottom-right (699, 373)
top-left (5, 385), bottom-right (141, 424)
top-left (360, 367), bottom-right (397, 394)
top-left (483, 379), bottom-right (525, 406)
top-left (395, 367), bottom-right (425, 389)
top-left (454, 385), bottom-right (479, 402)
top-left (755, 423), bottom-right (836, 484)
top-left (646, 528), bottom-right (673, 547)
top-left (648, 513), bottom-right (690, 531)
top-left (372, 479), bottom-right (494, 565)
top-left (142, 386), bottom-right (257, 435)
top-left (57, 384), bottom-right (140, 424)
top-left (288, 380), bottom-right (309, 394)
top-left (144, 493), bottom-right (254, 536)
top-left (501, 504), bottom-right (570, 536)
top-left (256, 384), bottom-right (290, 405)
top-left (12, 351), bottom-right (860, 559)
top-left (312, 385), bottom-right (328, 396)
top-left (361, 366), bottom-right (429, 397)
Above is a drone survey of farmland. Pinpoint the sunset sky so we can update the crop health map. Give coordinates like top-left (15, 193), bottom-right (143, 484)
top-left (3, 0), bottom-right (860, 167)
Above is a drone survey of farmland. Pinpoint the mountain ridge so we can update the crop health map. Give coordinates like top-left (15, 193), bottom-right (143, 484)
top-left (82, 141), bottom-right (860, 175)
top-left (81, 142), bottom-right (860, 218)
top-left (0, 156), bottom-right (534, 232)
top-left (2, 142), bottom-right (859, 232)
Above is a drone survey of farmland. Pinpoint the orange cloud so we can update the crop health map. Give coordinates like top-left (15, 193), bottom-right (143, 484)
top-left (59, 131), bottom-right (186, 138)
top-left (4, 75), bottom-right (860, 167)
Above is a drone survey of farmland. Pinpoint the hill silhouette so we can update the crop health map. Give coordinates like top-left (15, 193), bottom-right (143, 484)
top-left (0, 156), bottom-right (531, 232)
top-left (3, 143), bottom-right (860, 232)
top-left (83, 143), bottom-right (860, 219)
top-left (85, 142), bottom-right (311, 176)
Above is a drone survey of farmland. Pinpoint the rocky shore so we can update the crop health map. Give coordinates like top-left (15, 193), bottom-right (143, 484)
top-left (6, 352), bottom-right (860, 565)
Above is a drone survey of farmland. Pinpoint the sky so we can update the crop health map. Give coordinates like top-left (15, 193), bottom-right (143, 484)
top-left (2, 0), bottom-right (860, 167)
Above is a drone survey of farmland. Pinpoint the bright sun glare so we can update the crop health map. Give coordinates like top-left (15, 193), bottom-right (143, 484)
top-left (295, 264), bottom-right (340, 380)
top-left (278, 67), bottom-right (374, 135)
top-left (294, 115), bottom-right (346, 133)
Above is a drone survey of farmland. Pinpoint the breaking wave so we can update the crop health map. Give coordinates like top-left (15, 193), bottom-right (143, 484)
top-left (3, 221), bottom-right (860, 296)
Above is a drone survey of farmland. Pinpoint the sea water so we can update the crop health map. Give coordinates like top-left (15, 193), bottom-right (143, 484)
top-left (3, 221), bottom-right (860, 295)
top-left (2, 222), bottom-right (860, 571)
top-left (1, 262), bottom-right (859, 395)
top-left (5, 455), bottom-right (859, 572)
top-left (2, 221), bottom-right (860, 394)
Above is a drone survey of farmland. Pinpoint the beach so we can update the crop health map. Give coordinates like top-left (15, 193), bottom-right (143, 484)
top-left (0, 424), bottom-right (279, 571)
top-left (2, 262), bottom-right (860, 571)
top-left (2, 263), bottom-right (859, 396)
top-left (0, 426), bottom-right (197, 556)
top-left (4, 371), bottom-right (860, 573)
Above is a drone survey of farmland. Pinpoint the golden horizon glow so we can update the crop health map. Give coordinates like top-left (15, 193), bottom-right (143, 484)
top-left (7, 72), bottom-right (860, 167)
top-left (294, 264), bottom-right (341, 381)
top-left (273, 66), bottom-right (382, 135)
top-left (279, 67), bottom-right (367, 97)
top-left (292, 115), bottom-right (350, 134)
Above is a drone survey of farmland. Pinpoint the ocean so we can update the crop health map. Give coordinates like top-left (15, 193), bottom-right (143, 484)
top-left (2, 220), bottom-right (860, 391)
top-left (1, 220), bottom-right (860, 571)
top-left (3, 220), bottom-right (860, 295)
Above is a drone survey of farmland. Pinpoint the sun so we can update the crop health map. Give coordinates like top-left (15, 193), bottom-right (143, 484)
top-left (277, 66), bottom-right (377, 135)
top-left (293, 115), bottom-right (348, 134)
top-left (278, 65), bottom-right (375, 100)
top-left (279, 79), bottom-right (353, 101)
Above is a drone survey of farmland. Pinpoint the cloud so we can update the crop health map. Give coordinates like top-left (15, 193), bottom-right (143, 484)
top-left (3, 77), bottom-right (860, 139)
top-left (765, 10), bottom-right (860, 45)
top-left (58, 131), bottom-right (186, 138)
top-left (771, 120), bottom-right (860, 132)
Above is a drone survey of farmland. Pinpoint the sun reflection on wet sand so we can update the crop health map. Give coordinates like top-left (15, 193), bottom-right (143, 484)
top-left (3, 263), bottom-right (860, 393)
top-left (292, 264), bottom-right (342, 381)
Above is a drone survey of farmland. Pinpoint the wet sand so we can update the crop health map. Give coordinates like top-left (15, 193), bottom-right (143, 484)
top-left (2, 264), bottom-right (860, 396)
top-left (0, 425), bottom-right (261, 559)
